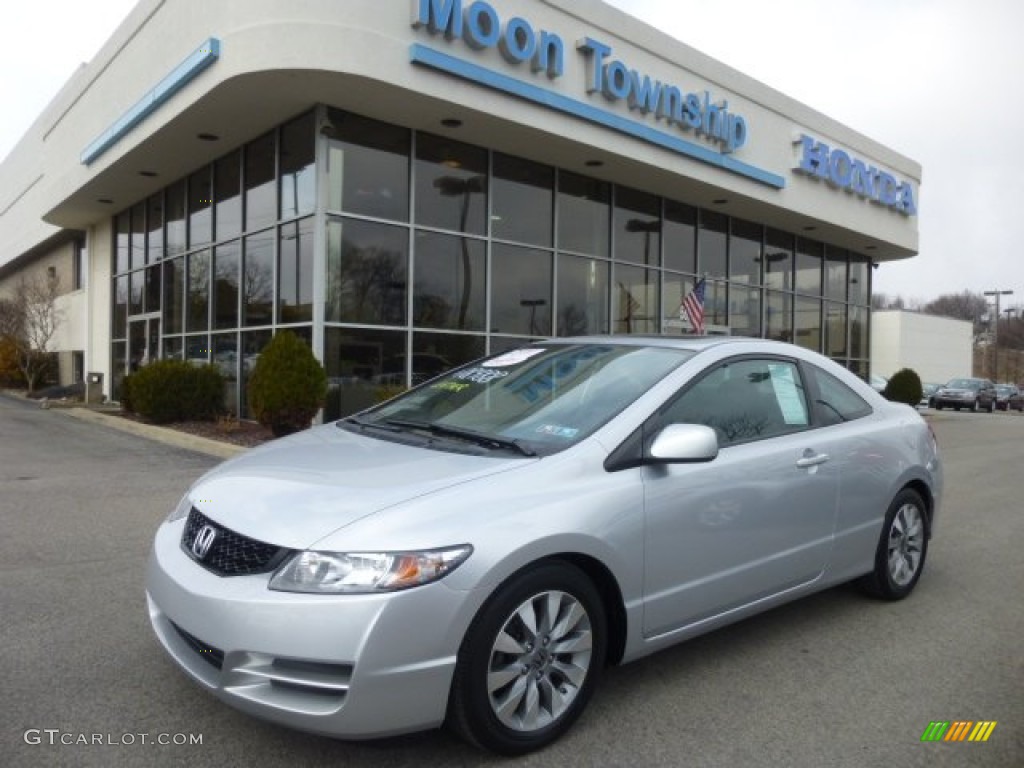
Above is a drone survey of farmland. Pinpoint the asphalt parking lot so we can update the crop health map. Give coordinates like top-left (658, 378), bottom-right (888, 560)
top-left (2, 395), bottom-right (1021, 768)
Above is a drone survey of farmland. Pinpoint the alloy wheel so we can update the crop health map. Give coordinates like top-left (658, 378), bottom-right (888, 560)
top-left (887, 503), bottom-right (925, 587)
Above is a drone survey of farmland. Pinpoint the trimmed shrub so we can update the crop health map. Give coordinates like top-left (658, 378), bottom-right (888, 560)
top-left (248, 331), bottom-right (327, 436)
top-left (882, 368), bottom-right (923, 407)
top-left (127, 359), bottom-right (225, 423)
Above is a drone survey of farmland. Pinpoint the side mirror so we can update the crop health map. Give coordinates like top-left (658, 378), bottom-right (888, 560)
top-left (649, 424), bottom-right (719, 463)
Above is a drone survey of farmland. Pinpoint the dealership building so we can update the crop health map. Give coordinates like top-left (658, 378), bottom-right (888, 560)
top-left (0, 0), bottom-right (921, 420)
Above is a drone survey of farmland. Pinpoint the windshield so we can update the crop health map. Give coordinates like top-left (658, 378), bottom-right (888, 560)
top-left (945, 379), bottom-right (979, 389)
top-left (344, 344), bottom-right (693, 455)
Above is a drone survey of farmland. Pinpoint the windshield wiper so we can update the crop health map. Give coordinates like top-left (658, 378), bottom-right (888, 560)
top-left (382, 419), bottom-right (537, 457)
top-left (340, 416), bottom-right (404, 432)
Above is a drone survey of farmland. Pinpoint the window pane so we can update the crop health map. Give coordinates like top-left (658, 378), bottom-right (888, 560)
top-left (614, 263), bottom-right (658, 334)
top-left (491, 244), bottom-right (552, 335)
top-left (214, 241), bottom-right (240, 330)
top-left (662, 272), bottom-right (696, 334)
top-left (245, 132), bottom-right (277, 232)
top-left (115, 212), bottom-right (130, 274)
top-left (162, 257), bottom-right (184, 334)
top-left (215, 150), bottom-right (242, 240)
top-left (241, 329), bottom-right (273, 419)
top-left (213, 332), bottom-right (238, 415)
top-left (698, 209), bottom-right (727, 278)
top-left (557, 254), bottom-right (609, 336)
top-left (825, 302), bottom-right (848, 357)
top-left (807, 364), bottom-right (871, 425)
top-left (492, 153), bottom-right (552, 246)
top-left (413, 231), bottom-right (485, 331)
top-left (111, 341), bottom-right (127, 400)
top-left (243, 230), bottom-right (274, 327)
top-left (614, 187), bottom-right (661, 266)
top-left (663, 199), bottom-right (696, 273)
top-left (796, 237), bottom-right (823, 295)
top-left (412, 332), bottom-right (486, 386)
top-left (415, 132), bottom-right (487, 234)
top-left (765, 290), bottom-right (792, 342)
top-left (131, 203), bottom-right (146, 270)
top-left (323, 327), bottom-right (407, 420)
top-left (166, 180), bottom-right (186, 257)
top-left (730, 283), bottom-right (761, 337)
top-left (326, 109), bottom-right (410, 221)
top-left (795, 296), bottom-right (821, 351)
top-left (147, 193), bottom-right (164, 262)
top-left (825, 246), bottom-right (848, 301)
top-left (706, 279), bottom-right (728, 329)
top-left (188, 167), bottom-right (212, 248)
top-left (280, 112), bottom-right (316, 220)
top-left (145, 264), bottom-right (161, 314)
top-left (129, 270), bottom-right (143, 315)
top-left (764, 228), bottom-right (794, 291)
top-left (185, 334), bottom-right (211, 365)
top-left (557, 171), bottom-right (609, 257)
top-left (729, 218), bottom-right (762, 285)
top-left (849, 257), bottom-right (869, 306)
top-left (186, 249), bottom-right (211, 333)
top-left (113, 276), bottom-right (128, 338)
top-left (850, 305), bottom-right (868, 359)
top-left (163, 336), bottom-right (183, 361)
top-left (326, 218), bottom-right (409, 325)
top-left (279, 218), bottom-right (314, 324)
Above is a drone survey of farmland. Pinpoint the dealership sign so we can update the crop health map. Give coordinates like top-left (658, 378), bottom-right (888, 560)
top-left (411, 0), bottom-right (785, 189)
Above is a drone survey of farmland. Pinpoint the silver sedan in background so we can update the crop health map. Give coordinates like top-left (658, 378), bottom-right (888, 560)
top-left (147, 337), bottom-right (942, 755)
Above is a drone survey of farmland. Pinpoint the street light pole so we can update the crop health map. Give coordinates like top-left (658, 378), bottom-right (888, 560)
top-left (983, 289), bottom-right (1014, 381)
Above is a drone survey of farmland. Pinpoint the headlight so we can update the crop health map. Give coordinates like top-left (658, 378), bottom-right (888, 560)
top-left (269, 545), bottom-right (473, 593)
top-left (166, 494), bottom-right (192, 523)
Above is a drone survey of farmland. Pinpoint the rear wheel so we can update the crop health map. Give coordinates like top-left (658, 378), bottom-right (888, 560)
top-left (859, 488), bottom-right (928, 600)
top-left (447, 562), bottom-right (606, 755)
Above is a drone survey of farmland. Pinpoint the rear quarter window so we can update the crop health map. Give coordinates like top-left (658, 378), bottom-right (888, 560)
top-left (806, 365), bottom-right (873, 425)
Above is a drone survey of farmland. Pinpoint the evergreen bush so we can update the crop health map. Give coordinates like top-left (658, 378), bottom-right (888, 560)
top-left (882, 368), bottom-right (924, 407)
top-left (127, 359), bottom-right (225, 423)
top-left (248, 331), bottom-right (327, 436)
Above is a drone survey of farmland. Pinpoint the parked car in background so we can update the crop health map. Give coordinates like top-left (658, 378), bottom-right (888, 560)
top-left (921, 382), bottom-right (940, 408)
top-left (931, 378), bottom-right (997, 412)
top-left (994, 384), bottom-right (1023, 411)
top-left (147, 337), bottom-right (942, 754)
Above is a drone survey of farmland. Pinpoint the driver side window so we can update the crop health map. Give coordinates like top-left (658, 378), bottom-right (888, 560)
top-left (656, 358), bottom-right (810, 447)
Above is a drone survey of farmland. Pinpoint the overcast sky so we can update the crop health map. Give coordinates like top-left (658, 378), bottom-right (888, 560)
top-left (3, 0), bottom-right (1021, 312)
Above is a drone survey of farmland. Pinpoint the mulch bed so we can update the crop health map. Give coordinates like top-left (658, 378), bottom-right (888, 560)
top-left (117, 412), bottom-right (275, 448)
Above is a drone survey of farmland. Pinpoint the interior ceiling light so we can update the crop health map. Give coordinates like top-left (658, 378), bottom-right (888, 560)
top-left (139, 170), bottom-right (158, 177)
top-left (441, 118), bottom-right (463, 128)
top-left (197, 133), bottom-right (220, 141)
top-left (584, 159), bottom-right (603, 167)
top-left (712, 198), bottom-right (728, 205)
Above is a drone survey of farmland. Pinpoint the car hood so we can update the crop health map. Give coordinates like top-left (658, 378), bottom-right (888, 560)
top-left (186, 424), bottom-right (534, 549)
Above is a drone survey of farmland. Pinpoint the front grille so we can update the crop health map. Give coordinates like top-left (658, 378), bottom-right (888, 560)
top-left (181, 507), bottom-right (293, 576)
top-left (171, 622), bottom-right (224, 670)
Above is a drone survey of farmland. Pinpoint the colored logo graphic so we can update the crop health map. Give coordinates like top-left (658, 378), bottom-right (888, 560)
top-left (921, 721), bottom-right (997, 742)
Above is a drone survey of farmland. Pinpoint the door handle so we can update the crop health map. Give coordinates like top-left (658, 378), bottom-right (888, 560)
top-left (796, 453), bottom-right (830, 468)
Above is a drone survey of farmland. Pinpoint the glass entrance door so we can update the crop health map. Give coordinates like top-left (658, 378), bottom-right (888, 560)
top-left (128, 314), bottom-right (161, 372)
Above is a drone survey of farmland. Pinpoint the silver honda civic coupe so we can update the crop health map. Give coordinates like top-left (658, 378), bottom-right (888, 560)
top-left (147, 336), bottom-right (942, 754)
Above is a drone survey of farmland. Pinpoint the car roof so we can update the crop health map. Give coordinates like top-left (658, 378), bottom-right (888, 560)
top-left (538, 335), bottom-right (763, 353)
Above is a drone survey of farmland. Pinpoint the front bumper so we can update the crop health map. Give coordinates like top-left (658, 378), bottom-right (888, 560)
top-left (933, 393), bottom-right (976, 408)
top-left (146, 519), bottom-right (473, 739)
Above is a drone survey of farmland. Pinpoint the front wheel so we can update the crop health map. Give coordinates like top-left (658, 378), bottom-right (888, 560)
top-left (859, 488), bottom-right (929, 600)
top-left (447, 562), bottom-right (607, 755)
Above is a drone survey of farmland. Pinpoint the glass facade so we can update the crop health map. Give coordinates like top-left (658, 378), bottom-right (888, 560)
top-left (110, 106), bottom-right (873, 420)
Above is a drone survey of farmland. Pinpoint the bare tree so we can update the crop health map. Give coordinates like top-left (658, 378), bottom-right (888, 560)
top-left (0, 273), bottom-right (64, 393)
top-left (922, 291), bottom-right (989, 331)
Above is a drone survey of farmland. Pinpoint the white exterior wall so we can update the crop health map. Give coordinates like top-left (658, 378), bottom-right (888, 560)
top-left (871, 311), bottom-right (972, 385)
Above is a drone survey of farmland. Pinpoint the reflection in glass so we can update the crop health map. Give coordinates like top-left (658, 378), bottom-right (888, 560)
top-left (663, 199), bottom-right (696, 273)
top-left (162, 258), bottom-right (184, 334)
top-left (188, 167), bottom-right (212, 248)
top-left (129, 270), bottom-right (143, 315)
top-left (326, 218), bottom-right (409, 326)
top-left (729, 283), bottom-right (761, 337)
top-left (729, 218), bottom-right (762, 285)
top-left (163, 336), bottom-right (183, 361)
top-left (213, 332), bottom-right (239, 415)
top-left (492, 153), bottom-right (552, 246)
top-left (614, 264), bottom-right (658, 334)
top-left (326, 109), bottom-right (409, 221)
top-left (215, 150), bottom-right (242, 240)
top-left (113, 276), bottom-right (128, 338)
top-left (491, 244), bottom-right (552, 336)
top-left (849, 258), bottom-right (869, 306)
top-left (795, 237), bottom-right (823, 295)
top-left (116, 212), bottom-right (130, 274)
top-left (557, 255), bottom-right (609, 336)
top-left (323, 326), bottom-right (407, 420)
top-left (186, 250), bottom-right (210, 333)
top-left (245, 132), bottom-right (277, 232)
top-left (662, 273), bottom-right (695, 333)
top-left (705, 280), bottom-right (728, 328)
top-left (243, 230), bottom-right (274, 327)
top-left (764, 228), bottom-right (794, 292)
top-left (557, 171), bottom-right (609, 257)
top-left (145, 265), bottom-right (161, 313)
top-left (849, 305), bottom-right (868, 359)
top-left (279, 218), bottom-right (314, 324)
top-left (765, 290), bottom-right (793, 342)
top-left (415, 132), bottom-right (487, 234)
top-left (185, 334), bottom-right (211, 365)
top-left (214, 241), bottom-right (240, 330)
top-left (698, 209), bottom-right (727, 278)
top-left (131, 204), bottom-right (146, 270)
top-left (615, 187), bottom-right (661, 266)
top-left (166, 180), bottom-right (186, 258)
top-left (412, 333), bottom-right (485, 386)
top-left (112, 342), bottom-right (126, 401)
top-left (825, 246), bottom-right (848, 301)
top-left (241, 329), bottom-right (273, 419)
top-left (825, 302), bottom-right (848, 357)
top-left (280, 112), bottom-right (316, 220)
top-left (795, 296), bottom-right (821, 351)
top-left (147, 193), bottom-right (164, 262)
top-left (413, 231), bottom-right (485, 331)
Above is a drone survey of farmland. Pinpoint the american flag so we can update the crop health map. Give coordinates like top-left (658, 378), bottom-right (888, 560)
top-left (680, 278), bottom-right (706, 335)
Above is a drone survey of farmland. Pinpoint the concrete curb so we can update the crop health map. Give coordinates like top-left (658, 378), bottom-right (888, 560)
top-left (61, 407), bottom-right (245, 460)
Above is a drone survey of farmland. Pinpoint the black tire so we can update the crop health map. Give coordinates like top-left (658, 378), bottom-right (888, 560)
top-left (859, 488), bottom-right (929, 600)
top-left (935, 403), bottom-right (944, 411)
top-left (447, 561), bottom-right (607, 755)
